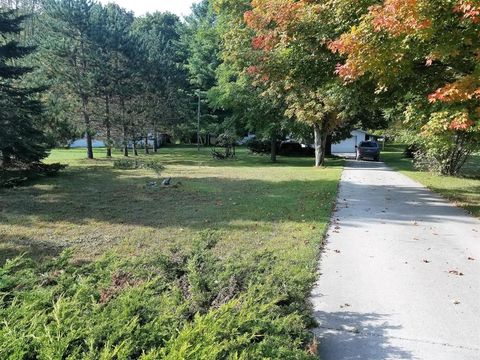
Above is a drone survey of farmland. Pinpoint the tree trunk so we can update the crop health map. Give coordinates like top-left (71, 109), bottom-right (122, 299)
top-left (82, 95), bottom-right (94, 159)
top-left (133, 135), bottom-right (138, 156)
top-left (153, 121), bottom-right (158, 152)
top-left (85, 131), bottom-right (94, 160)
top-left (123, 124), bottom-right (129, 157)
top-left (153, 134), bottom-right (158, 152)
top-left (106, 132), bottom-right (112, 157)
top-left (145, 135), bottom-right (149, 154)
top-left (313, 122), bottom-right (328, 167)
top-left (105, 95), bottom-right (112, 158)
top-left (270, 135), bottom-right (277, 162)
top-left (1, 151), bottom-right (11, 168)
top-left (325, 135), bottom-right (332, 156)
top-left (121, 98), bottom-right (128, 157)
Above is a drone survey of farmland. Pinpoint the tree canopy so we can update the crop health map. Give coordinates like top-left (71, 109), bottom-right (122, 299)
top-left (2, 0), bottom-right (478, 173)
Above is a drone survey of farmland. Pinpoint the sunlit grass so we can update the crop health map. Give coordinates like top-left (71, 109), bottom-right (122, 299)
top-left (382, 144), bottom-right (480, 217)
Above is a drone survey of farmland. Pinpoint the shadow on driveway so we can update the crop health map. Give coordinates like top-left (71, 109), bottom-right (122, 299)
top-left (313, 310), bottom-right (413, 360)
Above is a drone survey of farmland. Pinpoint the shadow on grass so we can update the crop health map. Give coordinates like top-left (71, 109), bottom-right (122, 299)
top-left (0, 234), bottom-right (66, 265)
top-left (0, 158), bottom-right (341, 264)
top-left (0, 167), bottom-right (339, 228)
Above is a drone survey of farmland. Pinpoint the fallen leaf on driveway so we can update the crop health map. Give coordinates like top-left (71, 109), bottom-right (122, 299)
top-left (448, 270), bottom-right (464, 276)
top-left (453, 300), bottom-right (461, 305)
top-left (423, 259), bottom-right (431, 263)
top-left (341, 325), bottom-right (360, 334)
top-left (334, 249), bottom-right (341, 253)
top-left (468, 257), bottom-right (475, 261)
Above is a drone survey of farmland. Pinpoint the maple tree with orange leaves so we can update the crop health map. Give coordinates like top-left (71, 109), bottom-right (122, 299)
top-left (330, 0), bottom-right (480, 174)
top-left (241, 0), bottom-right (380, 167)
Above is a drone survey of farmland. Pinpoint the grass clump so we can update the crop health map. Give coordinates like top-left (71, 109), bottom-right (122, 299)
top-left (113, 159), bottom-right (165, 177)
top-left (0, 237), bottom-right (316, 359)
top-left (0, 162), bottom-right (66, 188)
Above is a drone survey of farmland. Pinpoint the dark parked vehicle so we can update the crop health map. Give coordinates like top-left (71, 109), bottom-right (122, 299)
top-left (278, 141), bottom-right (314, 156)
top-left (356, 141), bottom-right (381, 161)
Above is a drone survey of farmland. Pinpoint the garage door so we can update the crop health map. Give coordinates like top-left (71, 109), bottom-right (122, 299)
top-left (332, 136), bottom-right (357, 153)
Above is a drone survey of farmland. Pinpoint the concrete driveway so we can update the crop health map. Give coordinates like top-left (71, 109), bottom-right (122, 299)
top-left (312, 160), bottom-right (480, 360)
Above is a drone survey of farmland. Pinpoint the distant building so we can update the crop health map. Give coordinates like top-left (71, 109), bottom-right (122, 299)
top-left (70, 138), bottom-right (106, 148)
top-left (331, 129), bottom-right (381, 154)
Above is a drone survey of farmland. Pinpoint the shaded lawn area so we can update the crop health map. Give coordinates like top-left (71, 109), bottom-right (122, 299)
top-left (382, 144), bottom-right (480, 217)
top-left (0, 147), bottom-right (342, 264)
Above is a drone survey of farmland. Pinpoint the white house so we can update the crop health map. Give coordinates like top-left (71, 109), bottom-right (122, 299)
top-left (331, 129), bottom-right (379, 154)
top-left (69, 134), bottom-right (165, 149)
top-left (70, 138), bottom-right (106, 148)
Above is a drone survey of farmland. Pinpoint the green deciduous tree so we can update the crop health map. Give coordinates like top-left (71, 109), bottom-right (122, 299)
top-left (229, 0), bottom-right (374, 166)
top-left (210, 0), bottom-right (289, 162)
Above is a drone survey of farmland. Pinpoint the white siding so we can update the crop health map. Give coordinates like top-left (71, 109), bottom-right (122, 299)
top-left (332, 130), bottom-right (367, 154)
top-left (70, 138), bottom-right (106, 148)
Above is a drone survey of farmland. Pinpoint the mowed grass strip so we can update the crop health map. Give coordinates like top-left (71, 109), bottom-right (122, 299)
top-left (382, 144), bottom-right (480, 217)
top-left (1, 147), bottom-right (342, 264)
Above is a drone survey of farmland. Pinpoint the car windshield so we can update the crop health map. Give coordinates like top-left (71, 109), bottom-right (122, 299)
top-left (359, 141), bottom-right (378, 148)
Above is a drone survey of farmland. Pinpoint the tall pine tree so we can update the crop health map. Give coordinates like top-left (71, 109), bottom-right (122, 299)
top-left (42, 0), bottom-right (98, 159)
top-left (0, 9), bottom-right (47, 168)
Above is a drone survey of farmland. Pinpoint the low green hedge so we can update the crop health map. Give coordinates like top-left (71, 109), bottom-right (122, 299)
top-left (0, 236), bottom-right (317, 359)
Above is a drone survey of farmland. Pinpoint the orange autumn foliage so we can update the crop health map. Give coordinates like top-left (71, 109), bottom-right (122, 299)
top-left (449, 114), bottom-right (476, 130)
top-left (244, 0), bottom-right (307, 51)
top-left (428, 76), bottom-right (480, 104)
top-left (370, 0), bottom-right (431, 35)
top-left (454, 0), bottom-right (480, 23)
top-left (330, 0), bottom-right (480, 111)
top-left (329, 0), bottom-right (431, 81)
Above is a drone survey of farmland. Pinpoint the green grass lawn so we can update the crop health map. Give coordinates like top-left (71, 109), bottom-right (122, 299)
top-left (382, 144), bottom-right (480, 217)
top-left (0, 146), bottom-right (343, 358)
top-left (1, 147), bottom-right (342, 264)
